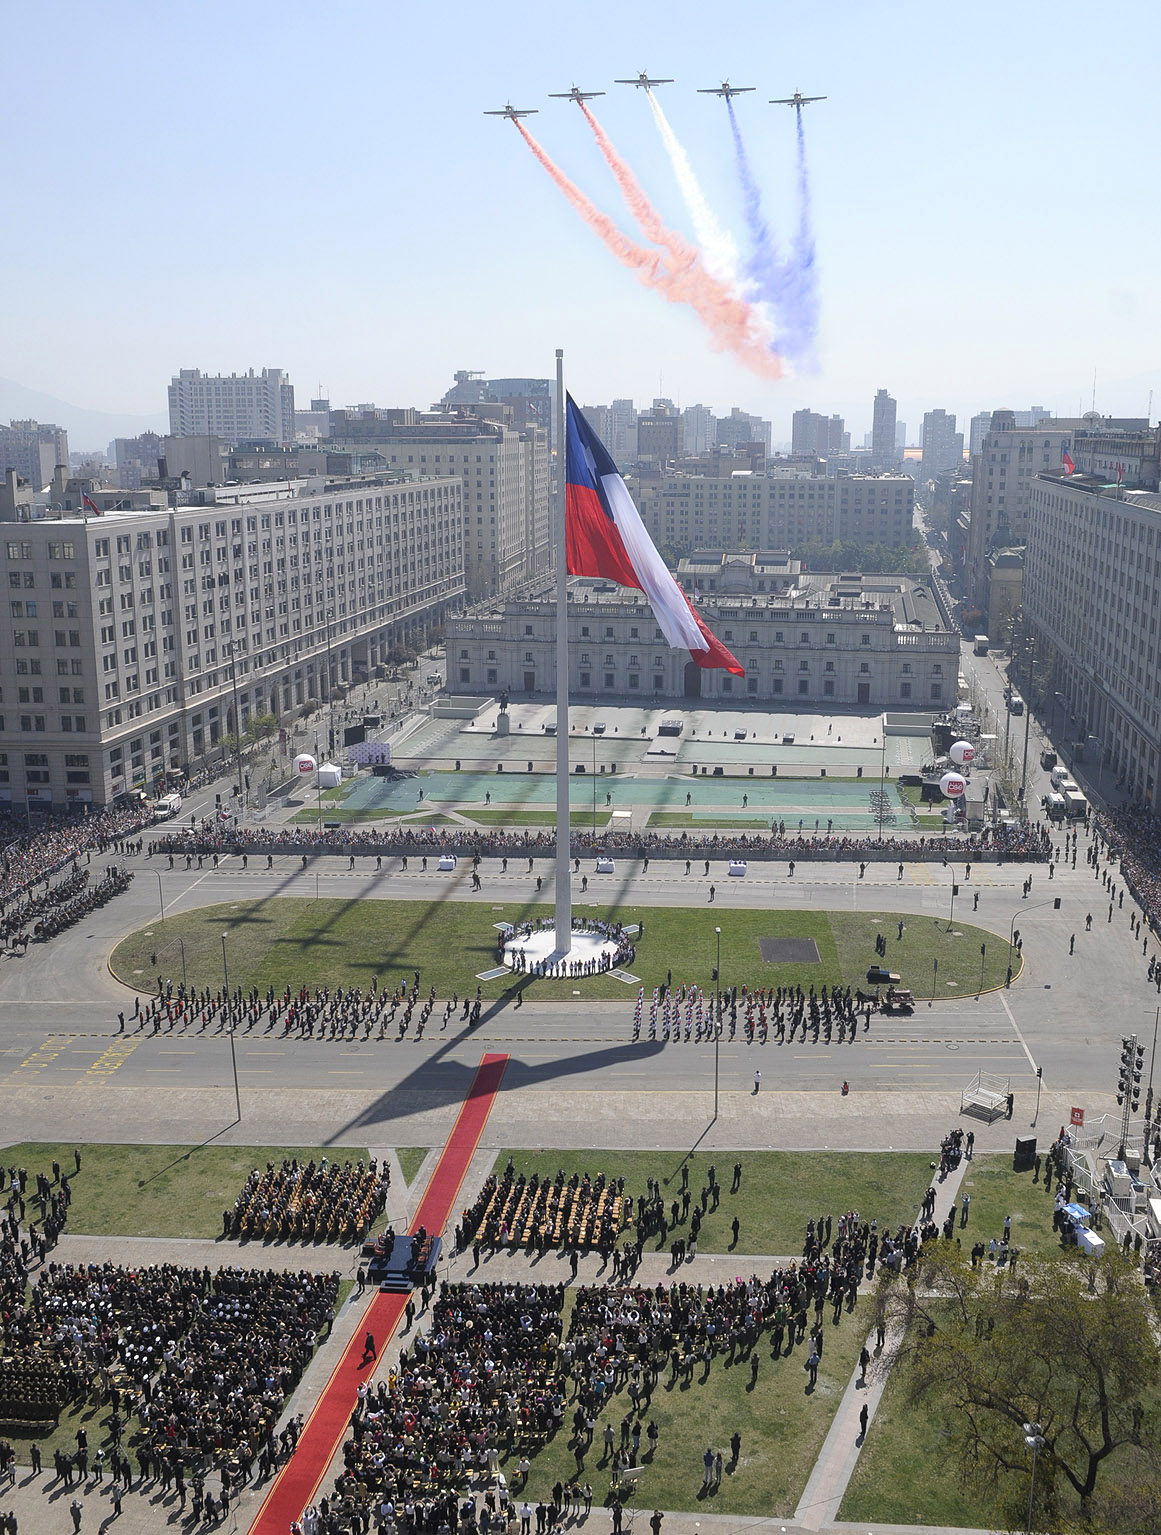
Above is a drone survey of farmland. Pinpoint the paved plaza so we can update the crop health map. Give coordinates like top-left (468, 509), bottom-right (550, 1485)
top-left (0, 643), bottom-right (1142, 1534)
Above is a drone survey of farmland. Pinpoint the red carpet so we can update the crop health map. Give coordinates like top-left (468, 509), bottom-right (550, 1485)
top-left (250, 1052), bottom-right (508, 1534)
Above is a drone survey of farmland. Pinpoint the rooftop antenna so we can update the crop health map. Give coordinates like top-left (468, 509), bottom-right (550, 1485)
top-left (1092, 368), bottom-right (1097, 415)
top-left (1149, 388), bottom-right (1154, 425)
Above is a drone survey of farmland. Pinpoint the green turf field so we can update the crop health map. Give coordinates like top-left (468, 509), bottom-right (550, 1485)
top-left (110, 899), bottom-right (1015, 1001)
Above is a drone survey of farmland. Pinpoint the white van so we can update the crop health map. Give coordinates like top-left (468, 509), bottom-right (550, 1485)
top-left (1043, 793), bottom-right (1067, 821)
top-left (1050, 765), bottom-right (1072, 790)
top-left (152, 792), bottom-right (183, 820)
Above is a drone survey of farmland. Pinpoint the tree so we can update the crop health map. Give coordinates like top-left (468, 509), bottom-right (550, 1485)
top-left (876, 1244), bottom-right (1157, 1511)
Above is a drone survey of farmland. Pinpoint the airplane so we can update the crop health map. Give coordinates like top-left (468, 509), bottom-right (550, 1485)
top-left (697, 81), bottom-right (755, 99)
top-left (483, 103), bottom-right (539, 120)
top-left (770, 90), bottom-right (826, 108)
top-left (548, 85), bottom-right (606, 104)
top-left (614, 72), bottom-right (674, 89)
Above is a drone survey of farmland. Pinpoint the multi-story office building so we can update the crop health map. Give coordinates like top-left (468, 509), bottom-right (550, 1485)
top-left (581, 405), bottom-right (610, 444)
top-left (871, 390), bottom-right (897, 466)
top-left (113, 433), bottom-right (164, 490)
top-left (681, 404), bottom-right (718, 457)
top-left (1025, 470), bottom-right (1161, 801)
top-left (964, 411), bottom-right (1073, 617)
top-left (791, 409), bottom-right (846, 458)
top-left (717, 407), bottom-right (772, 457)
top-left (608, 400), bottom-right (638, 465)
top-left (167, 369), bottom-right (296, 445)
top-left (364, 417), bottom-right (549, 602)
top-left (0, 471), bottom-right (463, 811)
top-left (438, 371), bottom-right (555, 444)
top-left (919, 410), bottom-right (964, 479)
top-left (635, 473), bottom-right (914, 550)
top-left (635, 401), bottom-right (683, 466)
top-left (1071, 420), bottom-right (1158, 489)
top-left (0, 420), bottom-right (69, 490)
top-left (449, 564), bottom-right (957, 707)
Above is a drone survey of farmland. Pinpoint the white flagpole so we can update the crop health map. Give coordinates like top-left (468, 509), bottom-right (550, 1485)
top-left (553, 349), bottom-right (572, 954)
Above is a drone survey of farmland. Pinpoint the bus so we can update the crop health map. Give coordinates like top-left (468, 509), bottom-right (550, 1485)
top-left (973, 633), bottom-right (990, 656)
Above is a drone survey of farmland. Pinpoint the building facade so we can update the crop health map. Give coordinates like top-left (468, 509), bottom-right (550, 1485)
top-left (0, 420), bottom-right (69, 491)
top-left (871, 389), bottom-right (897, 466)
top-left (635, 472), bottom-right (914, 551)
top-left (681, 404), bottom-right (718, 456)
top-left (0, 472), bottom-right (463, 811)
top-left (167, 369), bottom-right (296, 445)
top-left (919, 409), bottom-right (964, 479)
top-left (449, 566), bottom-right (957, 708)
top-left (791, 409), bottom-right (846, 458)
top-left (366, 418), bottom-right (549, 602)
top-left (1025, 471), bottom-right (1161, 803)
top-left (964, 411), bottom-right (1073, 618)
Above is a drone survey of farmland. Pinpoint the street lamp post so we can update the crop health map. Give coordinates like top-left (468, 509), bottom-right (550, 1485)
top-left (714, 926), bottom-right (722, 1119)
top-left (1145, 1006), bottom-right (1160, 1162)
top-left (1023, 1422), bottom-right (1045, 1535)
top-left (878, 725), bottom-right (887, 843)
top-left (324, 610), bottom-right (337, 760)
top-left (156, 871), bottom-right (166, 925)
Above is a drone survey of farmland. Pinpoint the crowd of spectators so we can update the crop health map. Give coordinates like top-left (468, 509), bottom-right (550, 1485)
top-left (333, 1282), bottom-right (566, 1520)
top-left (227, 1157), bottom-right (390, 1245)
top-left (1093, 803), bottom-right (1161, 930)
top-left (153, 819), bottom-right (1050, 865)
top-left (461, 1170), bottom-right (627, 1254)
top-left (1, 1261), bottom-right (339, 1484)
top-left (0, 804), bottom-right (153, 906)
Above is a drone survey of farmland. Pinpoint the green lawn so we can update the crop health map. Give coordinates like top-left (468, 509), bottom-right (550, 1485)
top-left (0, 1141), bottom-right (375, 1239)
top-left (515, 1291), bottom-right (865, 1516)
top-left (649, 813), bottom-right (788, 830)
top-left (497, 1150), bottom-right (935, 1256)
top-left (957, 1153), bottom-right (1069, 1260)
top-left (110, 900), bottom-right (1013, 1002)
top-left (397, 1147), bottom-right (431, 1186)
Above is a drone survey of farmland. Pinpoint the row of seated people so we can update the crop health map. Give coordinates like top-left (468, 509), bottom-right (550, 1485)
top-left (227, 1157), bottom-right (389, 1245)
top-left (0, 1262), bottom-right (339, 1477)
top-left (360, 1225), bottom-right (433, 1273)
top-left (335, 1282), bottom-right (567, 1513)
top-left (460, 1169), bottom-right (627, 1252)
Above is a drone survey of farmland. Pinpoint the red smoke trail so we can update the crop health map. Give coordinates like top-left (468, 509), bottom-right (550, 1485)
top-left (579, 103), bottom-right (697, 266)
top-left (514, 120), bottom-right (781, 380)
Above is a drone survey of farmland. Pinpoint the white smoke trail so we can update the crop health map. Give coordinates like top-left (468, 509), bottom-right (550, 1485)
top-left (647, 89), bottom-right (745, 296)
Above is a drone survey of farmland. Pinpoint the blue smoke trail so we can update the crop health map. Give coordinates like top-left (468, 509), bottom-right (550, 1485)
top-left (726, 99), bottom-right (817, 368)
top-left (790, 105), bottom-right (819, 370)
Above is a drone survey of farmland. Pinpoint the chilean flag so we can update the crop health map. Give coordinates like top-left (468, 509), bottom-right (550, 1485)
top-left (82, 491), bottom-right (102, 513)
top-left (565, 396), bottom-right (743, 675)
top-left (1062, 446), bottom-right (1075, 475)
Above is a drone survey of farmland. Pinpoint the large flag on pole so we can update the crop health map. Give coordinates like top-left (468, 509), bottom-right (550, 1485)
top-left (565, 395), bottom-right (743, 675)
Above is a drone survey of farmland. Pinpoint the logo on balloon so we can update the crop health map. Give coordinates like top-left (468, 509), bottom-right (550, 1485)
top-left (939, 772), bottom-right (966, 799)
top-left (949, 740), bottom-right (975, 767)
top-left (294, 753), bottom-right (317, 775)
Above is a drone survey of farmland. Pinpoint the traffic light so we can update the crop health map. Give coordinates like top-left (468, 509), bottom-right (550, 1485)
top-left (1053, 897), bottom-right (1061, 909)
top-left (1133, 1044), bottom-right (1145, 1112)
top-left (1119, 1036), bottom-right (1137, 1107)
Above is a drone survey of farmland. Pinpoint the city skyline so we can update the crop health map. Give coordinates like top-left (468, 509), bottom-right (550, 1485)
top-left (3, 0), bottom-right (1160, 442)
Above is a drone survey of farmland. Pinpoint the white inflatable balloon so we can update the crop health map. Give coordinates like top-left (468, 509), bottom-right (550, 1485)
top-left (939, 772), bottom-right (966, 799)
top-left (294, 752), bottom-right (317, 775)
top-left (949, 740), bottom-right (976, 767)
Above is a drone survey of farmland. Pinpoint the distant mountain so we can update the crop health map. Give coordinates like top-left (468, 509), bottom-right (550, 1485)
top-left (0, 376), bottom-right (168, 453)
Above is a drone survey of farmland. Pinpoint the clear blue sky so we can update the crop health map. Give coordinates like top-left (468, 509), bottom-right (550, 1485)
top-left (4, 0), bottom-right (1160, 442)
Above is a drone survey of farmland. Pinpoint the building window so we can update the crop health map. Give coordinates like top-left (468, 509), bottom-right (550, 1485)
top-left (747, 678), bottom-right (758, 694)
top-left (932, 664), bottom-right (942, 675)
top-left (773, 678), bottom-right (783, 694)
top-left (486, 668), bottom-right (497, 685)
top-left (902, 662), bottom-right (912, 674)
top-left (825, 661), bottom-right (835, 673)
top-left (861, 634), bottom-right (871, 646)
top-left (653, 674), bottom-right (663, 690)
top-left (826, 632), bottom-right (835, 644)
top-left (824, 680), bottom-right (835, 696)
top-left (459, 667), bottom-right (470, 684)
top-left (797, 680), bottom-right (808, 695)
top-left (487, 649), bottom-right (496, 661)
top-left (628, 675), bottom-right (639, 689)
top-left (859, 662), bottom-right (870, 674)
top-left (900, 682), bottom-right (912, 698)
top-left (604, 673), bottom-right (615, 688)
top-left (799, 660), bottom-right (809, 672)
top-left (800, 631), bottom-right (809, 644)
top-left (931, 683), bottom-right (942, 699)
top-left (580, 671), bottom-right (591, 687)
top-left (721, 677), bottom-right (732, 693)
top-left (459, 649), bottom-right (468, 660)
top-left (524, 625), bottom-right (533, 636)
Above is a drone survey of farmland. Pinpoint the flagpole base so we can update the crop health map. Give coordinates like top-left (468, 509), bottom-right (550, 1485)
top-left (502, 923), bottom-right (629, 976)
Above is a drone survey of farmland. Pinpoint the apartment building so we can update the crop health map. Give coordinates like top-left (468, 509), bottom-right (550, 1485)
top-left (1025, 470), bottom-right (1161, 802)
top-left (0, 472), bottom-right (463, 810)
top-left (635, 473), bottom-right (914, 550)
top-left (168, 368), bottom-right (296, 445)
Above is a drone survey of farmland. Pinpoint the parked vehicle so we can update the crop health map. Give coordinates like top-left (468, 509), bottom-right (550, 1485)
top-left (973, 633), bottom-right (990, 655)
top-left (1064, 789), bottom-right (1088, 820)
top-left (1040, 750), bottom-right (1058, 770)
top-left (882, 987), bottom-right (915, 1014)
